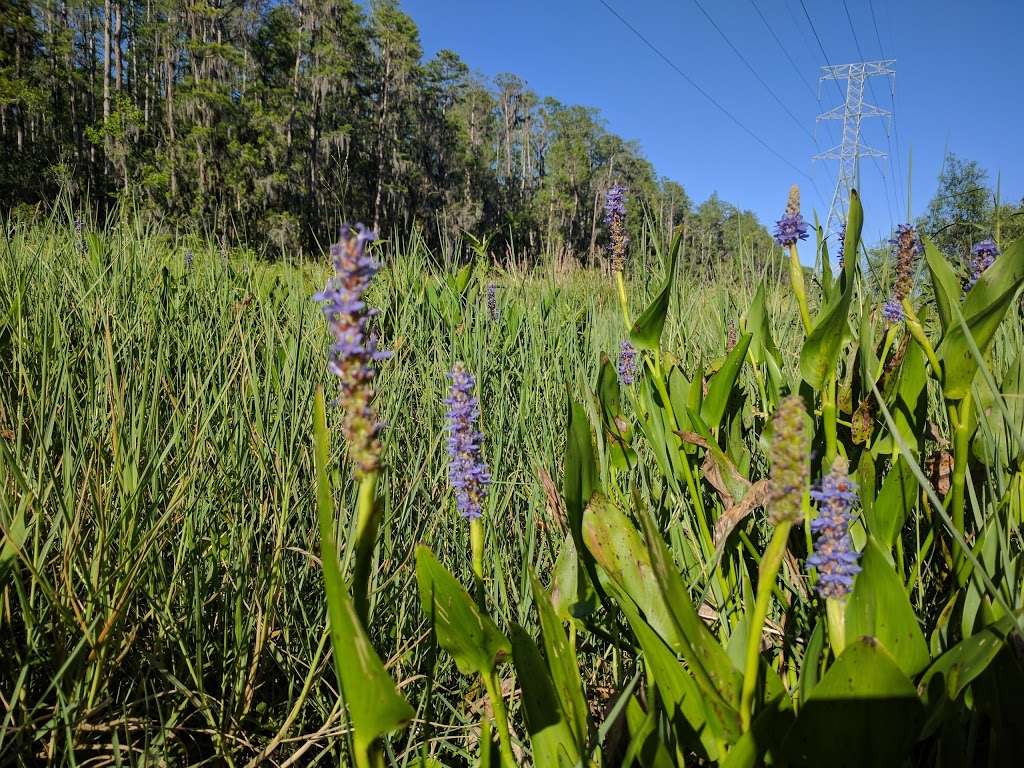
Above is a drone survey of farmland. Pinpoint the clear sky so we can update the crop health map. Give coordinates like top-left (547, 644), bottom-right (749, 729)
top-left (398, 0), bottom-right (1021, 246)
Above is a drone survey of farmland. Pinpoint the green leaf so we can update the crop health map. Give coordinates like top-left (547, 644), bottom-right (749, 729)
top-left (922, 236), bottom-right (961, 337)
top-left (845, 537), bottom-right (929, 677)
top-left (920, 612), bottom-right (1021, 714)
top-left (509, 626), bottom-right (580, 767)
top-left (701, 333), bottom-right (751, 429)
top-left (563, 398), bottom-right (597, 542)
top-left (449, 262), bottom-right (474, 296)
top-left (746, 283), bottom-right (781, 367)
top-left (313, 389), bottom-right (413, 752)
top-left (624, 696), bottom-right (675, 768)
top-left (637, 510), bottom-right (743, 711)
top-left (975, 348), bottom-right (1024, 468)
top-left (415, 546), bottom-right (510, 677)
top-left (866, 457), bottom-right (916, 549)
top-left (530, 573), bottom-right (590, 751)
top-left (613, 583), bottom-right (729, 759)
top-left (841, 188), bottom-right (864, 270)
top-left (582, 494), bottom-right (677, 646)
top-left (798, 191), bottom-right (861, 390)
top-left (629, 229), bottom-right (681, 351)
top-left (938, 235), bottom-right (1024, 399)
top-left (782, 637), bottom-right (924, 768)
top-left (597, 353), bottom-right (636, 470)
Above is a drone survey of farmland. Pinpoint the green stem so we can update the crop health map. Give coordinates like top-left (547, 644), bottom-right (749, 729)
top-left (740, 520), bottom-right (793, 732)
top-left (822, 375), bottom-right (838, 465)
top-left (353, 471), bottom-right (380, 625)
top-left (874, 325), bottom-right (899, 384)
top-left (949, 393), bottom-right (973, 565)
top-left (902, 299), bottom-right (942, 379)
top-left (470, 517), bottom-right (485, 606)
top-left (788, 244), bottom-right (812, 334)
top-left (483, 671), bottom-right (516, 768)
top-left (615, 270), bottom-right (631, 328)
top-left (354, 741), bottom-right (385, 768)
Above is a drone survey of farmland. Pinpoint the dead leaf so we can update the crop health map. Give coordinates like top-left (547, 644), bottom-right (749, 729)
top-left (712, 479), bottom-right (772, 547)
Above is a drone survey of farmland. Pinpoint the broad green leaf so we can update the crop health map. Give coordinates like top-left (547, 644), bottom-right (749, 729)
top-left (415, 546), bottom-right (510, 677)
top-left (549, 534), bottom-right (596, 621)
top-left (974, 349), bottom-right (1024, 468)
top-left (313, 389), bottom-right (413, 752)
top-left (637, 510), bottom-right (743, 710)
top-left (922, 236), bottom-right (961, 336)
top-left (799, 192), bottom-right (861, 390)
top-left (938, 235), bottom-right (1024, 399)
top-left (867, 457), bottom-right (916, 549)
top-left (563, 398), bottom-right (597, 541)
top-left (582, 494), bottom-right (676, 646)
top-left (613, 583), bottom-right (729, 759)
top-left (597, 353), bottom-right (636, 470)
top-left (509, 626), bottom-right (580, 767)
top-left (624, 696), bottom-right (675, 768)
top-left (449, 262), bottom-right (474, 295)
top-left (920, 612), bottom-right (1021, 713)
top-left (840, 188), bottom-right (863, 270)
top-left (782, 637), bottom-right (924, 768)
top-left (873, 335), bottom-right (927, 456)
top-left (701, 333), bottom-right (751, 429)
top-left (531, 573), bottom-right (590, 751)
top-left (629, 229), bottom-right (681, 351)
top-left (845, 537), bottom-right (929, 677)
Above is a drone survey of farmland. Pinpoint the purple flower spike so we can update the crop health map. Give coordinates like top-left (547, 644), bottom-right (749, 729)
top-left (605, 184), bottom-right (629, 271)
top-left (314, 223), bottom-right (390, 477)
top-left (882, 297), bottom-right (904, 326)
top-left (618, 340), bottom-right (637, 386)
top-left (808, 457), bottom-right (862, 600)
top-left (773, 185), bottom-right (809, 247)
top-left (968, 238), bottom-right (999, 289)
top-left (445, 363), bottom-right (491, 520)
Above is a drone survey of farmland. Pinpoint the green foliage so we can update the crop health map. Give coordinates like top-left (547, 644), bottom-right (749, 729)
top-left (5, 196), bottom-right (1024, 766)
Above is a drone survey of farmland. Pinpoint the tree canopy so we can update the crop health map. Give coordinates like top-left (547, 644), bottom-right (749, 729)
top-left (0, 0), bottom-right (775, 264)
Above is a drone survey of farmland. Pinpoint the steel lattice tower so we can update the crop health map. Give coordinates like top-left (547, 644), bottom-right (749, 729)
top-left (814, 60), bottom-right (895, 234)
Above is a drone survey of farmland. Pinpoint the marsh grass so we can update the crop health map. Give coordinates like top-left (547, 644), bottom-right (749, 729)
top-left (2, 205), bottom-right (1020, 765)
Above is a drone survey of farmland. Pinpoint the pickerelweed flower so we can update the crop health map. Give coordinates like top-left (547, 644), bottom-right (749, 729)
top-left (808, 457), bottom-right (861, 599)
top-left (487, 282), bottom-right (499, 321)
top-left (773, 185), bottom-right (809, 248)
top-left (968, 238), bottom-right (999, 289)
top-left (605, 184), bottom-right (629, 272)
top-left (314, 224), bottom-right (390, 477)
top-left (618, 340), bottom-right (638, 386)
top-left (767, 395), bottom-right (809, 525)
top-left (445, 363), bottom-right (491, 520)
top-left (882, 297), bottom-right (904, 326)
top-left (881, 223), bottom-right (920, 325)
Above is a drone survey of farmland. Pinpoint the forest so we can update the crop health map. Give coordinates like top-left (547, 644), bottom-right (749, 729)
top-left (0, 0), bottom-right (778, 265)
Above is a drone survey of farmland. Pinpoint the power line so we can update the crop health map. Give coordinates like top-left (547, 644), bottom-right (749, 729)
top-left (841, 0), bottom-right (900, 226)
top-left (595, 0), bottom-right (826, 206)
top-left (748, 0), bottom-right (817, 101)
top-left (691, 0), bottom-right (814, 142)
top-left (868, 0), bottom-right (906, 218)
top-left (748, 0), bottom-right (839, 199)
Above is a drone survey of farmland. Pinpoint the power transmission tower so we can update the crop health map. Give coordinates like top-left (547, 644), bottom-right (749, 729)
top-left (814, 60), bottom-right (895, 234)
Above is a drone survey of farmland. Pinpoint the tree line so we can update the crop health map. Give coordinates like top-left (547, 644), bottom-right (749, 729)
top-left (0, 0), bottom-right (779, 265)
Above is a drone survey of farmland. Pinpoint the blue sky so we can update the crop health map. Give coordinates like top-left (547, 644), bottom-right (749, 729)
top-left (399, 0), bottom-right (1021, 245)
